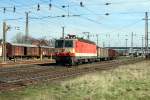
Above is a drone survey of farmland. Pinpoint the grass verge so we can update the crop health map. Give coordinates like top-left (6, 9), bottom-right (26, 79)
top-left (0, 60), bottom-right (150, 100)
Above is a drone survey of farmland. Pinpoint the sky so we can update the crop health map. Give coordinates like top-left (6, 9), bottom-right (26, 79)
top-left (0, 0), bottom-right (150, 47)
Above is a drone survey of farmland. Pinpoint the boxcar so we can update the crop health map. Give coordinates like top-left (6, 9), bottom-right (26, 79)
top-left (25, 45), bottom-right (39, 57)
top-left (108, 49), bottom-right (117, 59)
top-left (39, 46), bottom-right (55, 57)
top-left (97, 47), bottom-right (109, 60)
top-left (7, 43), bottom-right (25, 59)
top-left (48, 48), bottom-right (56, 57)
top-left (7, 43), bottom-right (39, 59)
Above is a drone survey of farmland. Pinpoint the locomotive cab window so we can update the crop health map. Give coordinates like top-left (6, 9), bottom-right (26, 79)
top-left (55, 40), bottom-right (73, 48)
top-left (55, 40), bottom-right (63, 48)
top-left (65, 40), bottom-right (73, 47)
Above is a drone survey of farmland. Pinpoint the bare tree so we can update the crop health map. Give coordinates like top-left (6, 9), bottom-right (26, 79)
top-left (12, 32), bottom-right (24, 43)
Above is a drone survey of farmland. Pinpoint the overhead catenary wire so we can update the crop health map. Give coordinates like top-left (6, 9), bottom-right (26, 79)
top-left (0, 0), bottom-right (149, 41)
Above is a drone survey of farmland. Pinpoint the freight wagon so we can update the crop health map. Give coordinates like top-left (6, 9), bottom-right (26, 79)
top-left (97, 47), bottom-right (109, 60)
top-left (39, 46), bottom-right (55, 58)
top-left (6, 43), bottom-right (55, 60)
top-left (108, 49), bottom-right (118, 59)
top-left (7, 43), bottom-right (39, 59)
top-left (0, 45), bottom-right (2, 57)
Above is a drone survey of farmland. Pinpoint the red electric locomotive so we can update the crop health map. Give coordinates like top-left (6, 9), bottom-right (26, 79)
top-left (55, 35), bottom-right (97, 65)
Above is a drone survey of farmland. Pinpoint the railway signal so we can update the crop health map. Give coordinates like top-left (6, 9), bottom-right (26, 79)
top-left (125, 38), bottom-right (128, 55)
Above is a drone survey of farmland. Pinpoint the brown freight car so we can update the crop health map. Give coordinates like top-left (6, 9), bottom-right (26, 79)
top-left (108, 49), bottom-right (117, 59)
top-left (39, 46), bottom-right (55, 59)
top-left (25, 45), bottom-right (39, 57)
top-left (7, 43), bottom-right (39, 60)
top-left (7, 43), bottom-right (25, 59)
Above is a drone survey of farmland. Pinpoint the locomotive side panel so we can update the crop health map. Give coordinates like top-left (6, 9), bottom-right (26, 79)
top-left (75, 40), bottom-right (97, 58)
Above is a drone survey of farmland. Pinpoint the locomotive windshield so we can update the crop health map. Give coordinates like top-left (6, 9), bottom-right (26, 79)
top-left (55, 40), bottom-right (73, 48)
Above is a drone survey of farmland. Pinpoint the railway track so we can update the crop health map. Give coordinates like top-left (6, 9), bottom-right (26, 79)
top-left (0, 58), bottom-right (144, 92)
top-left (0, 59), bottom-right (55, 68)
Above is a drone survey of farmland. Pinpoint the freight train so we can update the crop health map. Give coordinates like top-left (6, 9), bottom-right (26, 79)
top-left (55, 35), bottom-right (118, 65)
top-left (0, 35), bottom-right (118, 65)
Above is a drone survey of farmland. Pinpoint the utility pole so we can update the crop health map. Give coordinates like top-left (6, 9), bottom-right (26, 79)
top-left (125, 38), bottom-right (128, 55)
top-left (67, 5), bottom-right (69, 17)
top-left (142, 36), bottom-right (144, 55)
top-left (96, 34), bottom-right (99, 46)
top-left (62, 26), bottom-right (65, 39)
top-left (96, 34), bottom-right (99, 57)
top-left (62, 26), bottom-right (65, 48)
top-left (25, 12), bottom-right (29, 43)
top-left (143, 12), bottom-right (149, 58)
top-left (2, 21), bottom-right (9, 63)
top-left (108, 34), bottom-right (110, 48)
top-left (103, 42), bottom-right (105, 48)
top-left (131, 32), bottom-right (134, 56)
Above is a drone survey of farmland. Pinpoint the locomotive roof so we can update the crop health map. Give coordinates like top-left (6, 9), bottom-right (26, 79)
top-left (57, 38), bottom-right (96, 45)
top-left (77, 38), bottom-right (96, 45)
